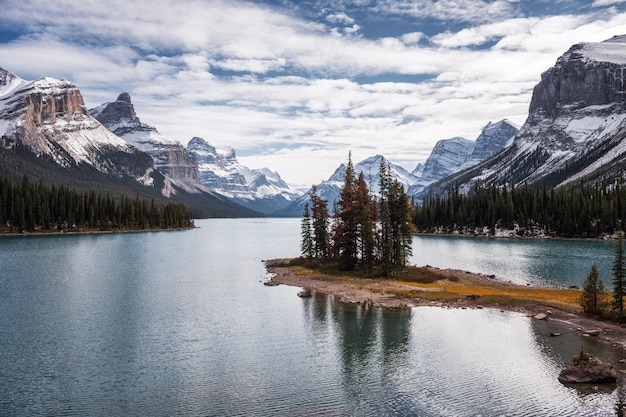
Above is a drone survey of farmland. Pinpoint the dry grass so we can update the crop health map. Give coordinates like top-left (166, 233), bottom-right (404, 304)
top-left (283, 259), bottom-right (582, 312)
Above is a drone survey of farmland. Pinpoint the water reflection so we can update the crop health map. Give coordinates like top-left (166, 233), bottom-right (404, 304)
top-left (300, 294), bottom-right (620, 416)
top-left (412, 235), bottom-right (615, 287)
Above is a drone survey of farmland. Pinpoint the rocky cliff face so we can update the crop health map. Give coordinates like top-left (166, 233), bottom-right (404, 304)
top-left (0, 68), bottom-right (158, 185)
top-left (467, 119), bottom-right (518, 165)
top-left (410, 120), bottom-right (517, 197)
top-left (91, 93), bottom-right (202, 192)
top-left (430, 35), bottom-right (626, 194)
top-left (187, 136), bottom-right (298, 214)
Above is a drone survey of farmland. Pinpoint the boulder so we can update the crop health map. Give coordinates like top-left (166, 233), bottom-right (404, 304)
top-left (534, 313), bottom-right (547, 320)
top-left (558, 356), bottom-right (617, 384)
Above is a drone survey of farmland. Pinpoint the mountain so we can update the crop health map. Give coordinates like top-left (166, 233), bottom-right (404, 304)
top-left (0, 67), bottom-right (161, 188)
top-left (277, 154), bottom-right (418, 217)
top-left (430, 35), bottom-right (626, 195)
top-left (0, 67), bottom-right (260, 218)
top-left (90, 93), bottom-right (204, 194)
top-left (409, 120), bottom-right (518, 197)
top-left (467, 119), bottom-right (519, 165)
top-left (187, 137), bottom-right (298, 214)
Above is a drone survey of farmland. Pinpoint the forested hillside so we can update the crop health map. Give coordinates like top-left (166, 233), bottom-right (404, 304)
top-left (414, 181), bottom-right (626, 238)
top-left (0, 176), bottom-right (194, 233)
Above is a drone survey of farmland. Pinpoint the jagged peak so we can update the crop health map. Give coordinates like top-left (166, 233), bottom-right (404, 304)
top-left (0, 67), bottom-right (20, 86)
top-left (117, 92), bottom-right (131, 104)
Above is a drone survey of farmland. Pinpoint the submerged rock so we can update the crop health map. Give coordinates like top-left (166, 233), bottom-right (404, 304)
top-left (558, 355), bottom-right (617, 384)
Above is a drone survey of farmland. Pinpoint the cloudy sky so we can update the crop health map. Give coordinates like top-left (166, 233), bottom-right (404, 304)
top-left (2, 0), bottom-right (626, 188)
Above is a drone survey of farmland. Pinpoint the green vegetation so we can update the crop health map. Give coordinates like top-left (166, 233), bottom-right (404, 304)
top-left (0, 175), bottom-right (194, 233)
top-left (300, 154), bottom-right (413, 277)
top-left (414, 181), bottom-right (626, 238)
top-left (579, 263), bottom-right (608, 315)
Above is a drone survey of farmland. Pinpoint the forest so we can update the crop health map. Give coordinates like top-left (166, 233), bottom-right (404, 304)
top-left (413, 180), bottom-right (626, 238)
top-left (0, 175), bottom-right (194, 233)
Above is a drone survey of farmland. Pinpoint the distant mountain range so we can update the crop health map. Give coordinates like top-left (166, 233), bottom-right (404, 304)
top-left (0, 68), bottom-right (258, 217)
top-left (2, 35), bottom-right (626, 217)
top-left (91, 93), bottom-right (297, 214)
top-left (277, 119), bottom-right (517, 216)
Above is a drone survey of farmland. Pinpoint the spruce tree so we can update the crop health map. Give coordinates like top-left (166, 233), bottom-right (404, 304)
top-left (580, 263), bottom-right (606, 315)
top-left (613, 231), bottom-right (626, 316)
top-left (300, 202), bottom-right (314, 260)
top-left (335, 153), bottom-right (359, 270)
top-left (310, 185), bottom-right (330, 259)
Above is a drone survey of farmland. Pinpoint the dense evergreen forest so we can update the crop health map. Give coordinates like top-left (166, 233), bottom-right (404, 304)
top-left (413, 181), bottom-right (626, 238)
top-left (0, 176), bottom-right (194, 233)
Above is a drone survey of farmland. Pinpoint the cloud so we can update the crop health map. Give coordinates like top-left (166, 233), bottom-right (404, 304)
top-left (2, 0), bottom-right (626, 187)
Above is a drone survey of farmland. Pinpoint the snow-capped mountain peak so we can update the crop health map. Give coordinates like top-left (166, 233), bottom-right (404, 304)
top-left (187, 136), bottom-right (298, 213)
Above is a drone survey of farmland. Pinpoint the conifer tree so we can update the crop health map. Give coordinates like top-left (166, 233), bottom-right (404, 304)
top-left (356, 172), bottom-right (377, 273)
top-left (335, 153), bottom-right (359, 270)
top-left (310, 185), bottom-right (330, 259)
top-left (613, 231), bottom-right (626, 317)
top-left (580, 263), bottom-right (606, 315)
top-left (300, 202), bottom-right (314, 260)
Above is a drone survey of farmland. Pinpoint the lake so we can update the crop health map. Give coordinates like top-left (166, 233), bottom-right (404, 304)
top-left (0, 218), bottom-right (623, 416)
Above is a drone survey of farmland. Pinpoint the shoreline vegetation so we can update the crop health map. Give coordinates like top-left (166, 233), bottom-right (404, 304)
top-left (264, 258), bottom-right (626, 350)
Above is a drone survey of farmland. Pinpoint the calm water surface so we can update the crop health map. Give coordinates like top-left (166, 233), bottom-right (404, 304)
top-left (412, 235), bottom-right (615, 287)
top-left (0, 219), bottom-right (623, 416)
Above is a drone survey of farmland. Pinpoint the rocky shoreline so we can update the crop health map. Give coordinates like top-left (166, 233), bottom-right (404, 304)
top-left (264, 260), bottom-right (626, 351)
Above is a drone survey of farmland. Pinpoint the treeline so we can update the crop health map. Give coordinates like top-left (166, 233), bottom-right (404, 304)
top-left (0, 176), bottom-right (194, 233)
top-left (301, 155), bottom-right (413, 277)
top-left (414, 181), bottom-right (626, 238)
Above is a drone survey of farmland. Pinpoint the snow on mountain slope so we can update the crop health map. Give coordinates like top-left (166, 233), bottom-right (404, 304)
top-left (187, 137), bottom-right (298, 213)
top-left (279, 155), bottom-right (418, 216)
top-left (409, 119), bottom-right (518, 197)
top-left (430, 35), bottom-right (626, 194)
top-left (91, 93), bottom-right (204, 193)
top-left (0, 67), bottom-right (160, 188)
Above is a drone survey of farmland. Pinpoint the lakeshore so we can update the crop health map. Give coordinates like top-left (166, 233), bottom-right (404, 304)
top-left (265, 258), bottom-right (626, 350)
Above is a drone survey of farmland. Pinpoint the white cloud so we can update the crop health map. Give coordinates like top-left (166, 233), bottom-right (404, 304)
top-left (2, 0), bottom-right (626, 187)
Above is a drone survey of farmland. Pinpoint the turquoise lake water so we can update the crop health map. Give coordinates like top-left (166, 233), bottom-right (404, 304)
top-left (0, 219), bottom-right (623, 416)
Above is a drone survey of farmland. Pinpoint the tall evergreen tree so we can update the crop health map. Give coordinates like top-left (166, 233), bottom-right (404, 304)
top-left (335, 153), bottom-right (359, 270)
top-left (356, 172), bottom-right (377, 273)
top-left (379, 159), bottom-right (394, 276)
top-left (580, 263), bottom-right (606, 315)
top-left (613, 231), bottom-right (626, 316)
top-left (310, 185), bottom-right (330, 259)
top-left (300, 202), bottom-right (314, 260)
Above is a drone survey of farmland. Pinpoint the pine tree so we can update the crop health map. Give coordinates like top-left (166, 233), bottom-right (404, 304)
top-left (613, 231), bottom-right (626, 317)
top-left (580, 263), bottom-right (606, 315)
top-left (335, 153), bottom-right (359, 270)
top-left (300, 202), bottom-right (314, 260)
top-left (310, 185), bottom-right (330, 259)
top-left (356, 172), bottom-right (377, 273)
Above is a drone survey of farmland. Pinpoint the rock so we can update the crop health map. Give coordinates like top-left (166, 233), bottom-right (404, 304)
top-left (297, 289), bottom-right (312, 298)
top-left (583, 329), bottom-right (601, 337)
top-left (558, 356), bottom-right (617, 384)
top-left (534, 313), bottom-right (547, 320)
top-left (263, 281), bottom-right (279, 287)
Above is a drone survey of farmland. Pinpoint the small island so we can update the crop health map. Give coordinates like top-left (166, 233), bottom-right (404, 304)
top-left (265, 257), bottom-right (626, 350)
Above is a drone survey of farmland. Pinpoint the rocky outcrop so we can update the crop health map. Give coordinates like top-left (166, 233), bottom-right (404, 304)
top-left (558, 355), bottom-right (618, 384)
top-left (91, 93), bottom-right (202, 192)
top-left (0, 68), bottom-right (158, 183)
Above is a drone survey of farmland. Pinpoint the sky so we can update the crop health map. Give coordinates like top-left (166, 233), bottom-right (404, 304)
top-left (2, 0), bottom-right (626, 189)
